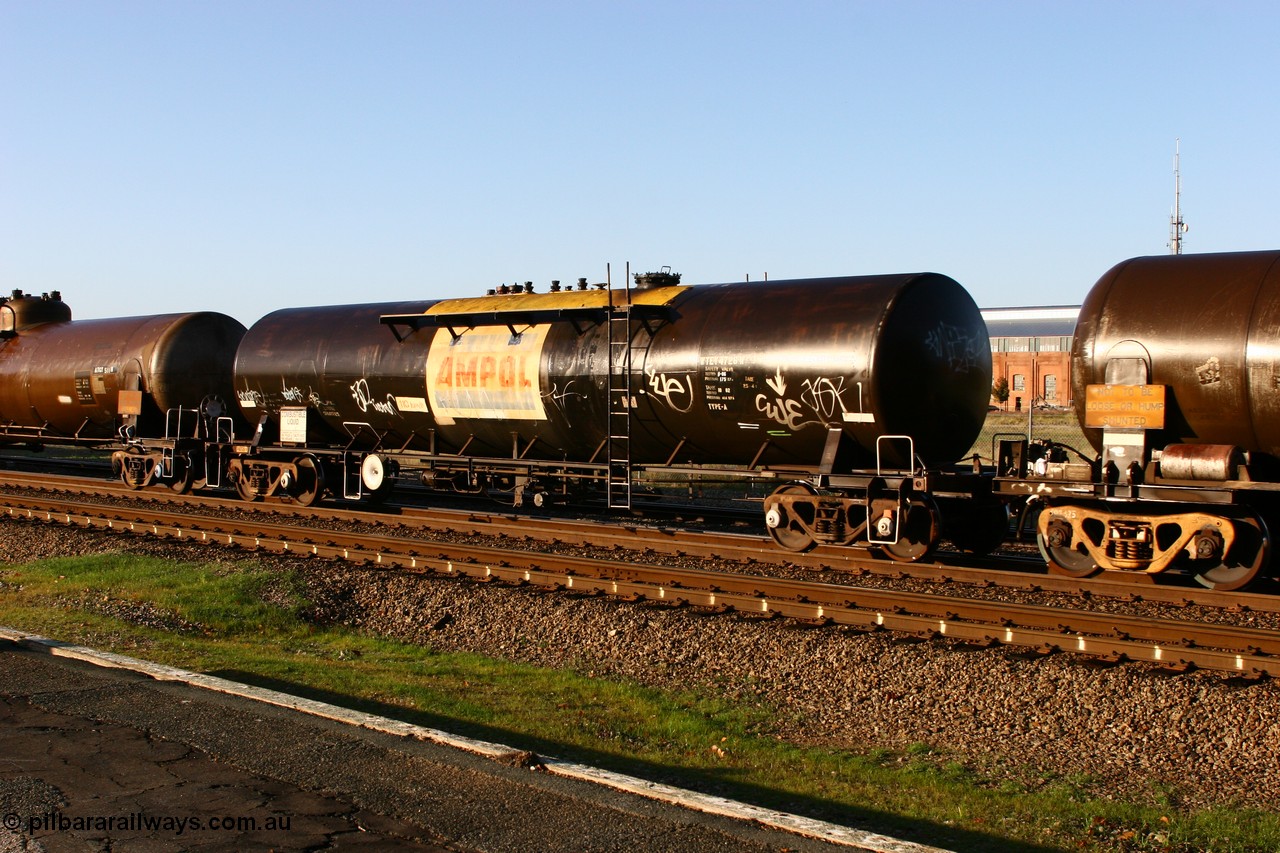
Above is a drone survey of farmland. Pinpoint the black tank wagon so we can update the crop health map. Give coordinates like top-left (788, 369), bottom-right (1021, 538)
top-left (227, 270), bottom-right (996, 558)
top-left (998, 250), bottom-right (1280, 590)
top-left (228, 299), bottom-right (437, 504)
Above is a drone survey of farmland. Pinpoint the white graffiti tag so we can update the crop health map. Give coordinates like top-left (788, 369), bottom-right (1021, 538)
top-left (543, 380), bottom-right (585, 409)
top-left (278, 378), bottom-right (321, 407)
top-left (755, 393), bottom-right (806, 430)
top-left (351, 378), bottom-right (398, 415)
top-left (236, 387), bottom-right (265, 409)
top-left (766, 368), bottom-right (787, 397)
top-left (755, 369), bottom-right (846, 431)
top-left (800, 376), bottom-right (850, 419)
top-left (645, 368), bottom-right (694, 413)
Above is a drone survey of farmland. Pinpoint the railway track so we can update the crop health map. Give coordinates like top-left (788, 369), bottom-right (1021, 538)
top-left (4, 466), bottom-right (1278, 611)
top-left (2, 476), bottom-right (1278, 678)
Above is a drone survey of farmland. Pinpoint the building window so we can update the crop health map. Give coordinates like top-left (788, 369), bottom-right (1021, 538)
top-left (1012, 374), bottom-right (1025, 391)
top-left (1044, 374), bottom-right (1057, 401)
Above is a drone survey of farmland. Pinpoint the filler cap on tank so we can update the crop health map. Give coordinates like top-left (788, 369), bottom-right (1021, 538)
top-left (633, 266), bottom-right (682, 291)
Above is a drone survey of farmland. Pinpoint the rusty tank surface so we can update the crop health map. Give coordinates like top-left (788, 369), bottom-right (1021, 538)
top-left (0, 290), bottom-right (246, 444)
top-left (232, 273), bottom-right (992, 470)
top-left (1072, 249), bottom-right (1280, 464)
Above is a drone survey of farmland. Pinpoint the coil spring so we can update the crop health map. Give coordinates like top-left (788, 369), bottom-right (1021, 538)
top-left (1106, 521), bottom-right (1154, 562)
top-left (814, 504), bottom-right (845, 540)
top-left (814, 517), bottom-right (845, 536)
top-left (1106, 539), bottom-right (1153, 562)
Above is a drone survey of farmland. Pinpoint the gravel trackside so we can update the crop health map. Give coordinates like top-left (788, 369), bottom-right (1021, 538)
top-left (2, 520), bottom-right (1278, 814)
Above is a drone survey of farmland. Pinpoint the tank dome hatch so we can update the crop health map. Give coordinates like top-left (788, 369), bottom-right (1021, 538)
top-left (0, 290), bottom-right (72, 337)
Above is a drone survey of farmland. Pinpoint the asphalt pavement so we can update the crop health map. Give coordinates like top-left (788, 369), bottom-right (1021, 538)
top-left (0, 629), bottom-right (950, 853)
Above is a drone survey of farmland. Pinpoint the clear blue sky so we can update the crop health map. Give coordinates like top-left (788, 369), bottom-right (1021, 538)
top-left (2, 1), bottom-right (1276, 322)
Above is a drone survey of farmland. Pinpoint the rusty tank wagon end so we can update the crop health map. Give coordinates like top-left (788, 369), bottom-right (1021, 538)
top-left (0, 290), bottom-right (246, 492)
top-left (996, 250), bottom-right (1280, 590)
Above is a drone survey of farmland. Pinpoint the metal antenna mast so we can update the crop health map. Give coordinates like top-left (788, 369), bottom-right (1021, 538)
top-left (1168, 138), bottom-right (1188, 254)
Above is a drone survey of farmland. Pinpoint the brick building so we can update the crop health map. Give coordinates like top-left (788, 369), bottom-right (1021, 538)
top-left (982, 306), bottom-right (1078, 412)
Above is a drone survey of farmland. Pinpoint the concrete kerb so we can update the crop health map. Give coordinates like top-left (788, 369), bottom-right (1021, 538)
top-left (0, 626), bottom-right (955, 853)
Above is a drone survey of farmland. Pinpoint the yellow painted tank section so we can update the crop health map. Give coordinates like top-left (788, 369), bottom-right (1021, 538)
top-left (423, 285), bottom-right (690, 316)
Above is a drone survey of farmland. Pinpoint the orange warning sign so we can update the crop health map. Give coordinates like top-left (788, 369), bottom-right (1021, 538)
top-left (1084, 384), bottom-right (1166, 429)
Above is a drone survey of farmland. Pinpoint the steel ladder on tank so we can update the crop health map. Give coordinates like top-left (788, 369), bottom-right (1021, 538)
top-left (606, 294), bottom-right (640, 509)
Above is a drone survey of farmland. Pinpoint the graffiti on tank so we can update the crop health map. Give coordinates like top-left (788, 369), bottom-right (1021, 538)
top-left (800, 376), bottom-right (851, 420)
top-left (645, 368), bottom-right (694, 413)
top-left (754, 368), bottom-right (852, 431)
top-left (925, 323), bottom-right (982, 373)
top-left (350, 378), bottom-right (398, 415)
top-left (278, 380), bottom-right (321, 408)
top-left (236, 387), bottom-right (265, 409)
top-left (754, 368), bottom-right (807, 431)
top-left (766, 368), bottom-right (787, 398)
top-left (755, 393), bottom-right (806, 430)
top-left (544, 380), bottom-right (585, 410)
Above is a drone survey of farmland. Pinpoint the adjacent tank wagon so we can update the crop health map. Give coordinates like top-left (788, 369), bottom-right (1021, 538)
top-left (0, 289), bottom-right (245, 467)
top-left (998, 250), bottom-right (1280, 590)
top-left (1074, 250), bottom-right (1280, 460)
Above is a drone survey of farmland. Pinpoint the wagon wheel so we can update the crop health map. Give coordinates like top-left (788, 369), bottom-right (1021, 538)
top-left (881, 498), bottom-right (940, 562)
top-left (764, 483), bottom-right (818, 552)
top-left (1193, 513), bottom-right (1270, 591)
top-left (168, 453), bottom-right (196, 495)
top-left (290, 455), bottom-right (325, 507)
top-left (1037, 515), bottom-right (1100, 579)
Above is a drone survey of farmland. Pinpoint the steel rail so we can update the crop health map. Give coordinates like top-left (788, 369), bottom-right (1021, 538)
top-left (2, 494), bottom-right (1277, 678)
